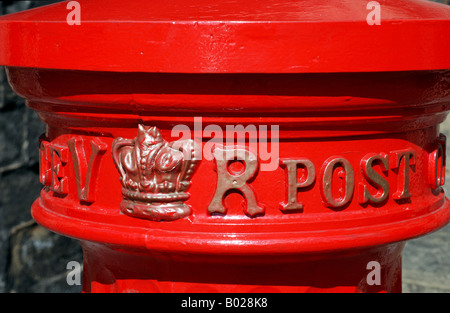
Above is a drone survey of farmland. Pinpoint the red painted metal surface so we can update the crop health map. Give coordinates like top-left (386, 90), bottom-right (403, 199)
top-left (1, 0), bottom-right (450, 293)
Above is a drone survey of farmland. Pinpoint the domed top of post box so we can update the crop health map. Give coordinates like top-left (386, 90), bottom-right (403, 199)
top-left (0, 0), bottom-right (449, 73)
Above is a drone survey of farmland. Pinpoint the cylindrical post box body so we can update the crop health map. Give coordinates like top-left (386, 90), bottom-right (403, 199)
top-left (1, 0), bottom-right (449, 293)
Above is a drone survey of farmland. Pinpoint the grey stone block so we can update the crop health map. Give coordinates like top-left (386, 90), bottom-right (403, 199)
top-left (24, 107), bottom-right (45, 164)
top-left (403, 224), bottom-right (450, 292)
top-left (0, 167), bottom-right (41, 230)
top-left (0, 105), bottom-right (26, 167)
top-left (0, 67), bottom-right (25, 111)
top-left (0, 229), bottom-right (10, 292)
top-left (0, 67), bottom-right (4, 110)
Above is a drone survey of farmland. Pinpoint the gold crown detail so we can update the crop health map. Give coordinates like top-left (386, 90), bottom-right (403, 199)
top-left (112, 125), bottom-right (201, 221)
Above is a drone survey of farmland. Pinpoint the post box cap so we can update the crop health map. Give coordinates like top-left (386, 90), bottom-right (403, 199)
top-left (0, 0), bottom-right (449, 73)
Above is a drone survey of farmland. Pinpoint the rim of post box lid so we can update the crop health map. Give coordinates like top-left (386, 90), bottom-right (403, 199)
top-left (0, 0), bottom-right (449, 73)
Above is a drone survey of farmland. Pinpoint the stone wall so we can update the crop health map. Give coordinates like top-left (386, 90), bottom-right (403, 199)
top-left (0, 0), bottom-right (448, 293)
top-left (0, 0), bottom-right (82, 293)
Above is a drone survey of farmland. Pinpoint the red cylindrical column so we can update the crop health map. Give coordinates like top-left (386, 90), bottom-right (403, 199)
top-left (1, 0), bottom-right (449, 293)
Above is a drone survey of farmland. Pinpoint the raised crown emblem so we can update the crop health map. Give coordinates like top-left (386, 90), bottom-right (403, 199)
top-left (112, 125), bottom-right (201, 221)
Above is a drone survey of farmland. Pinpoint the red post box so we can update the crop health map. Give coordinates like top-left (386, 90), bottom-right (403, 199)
top-left (0, 0), bottom-right (449, 293)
